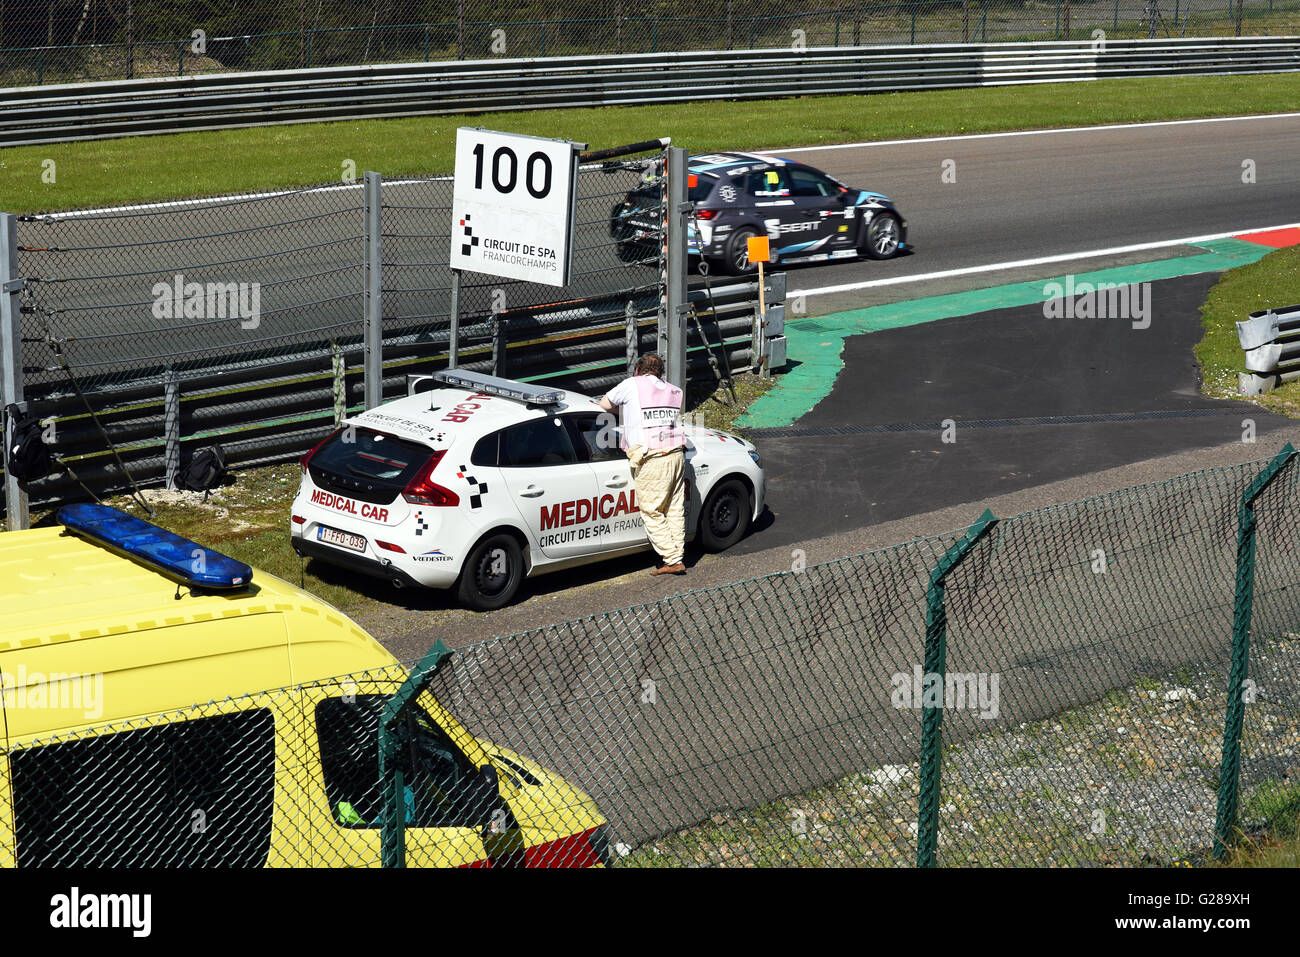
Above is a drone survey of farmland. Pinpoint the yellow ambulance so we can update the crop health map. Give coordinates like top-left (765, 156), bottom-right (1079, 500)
top-left (0, 504), bottom-right (608, 868)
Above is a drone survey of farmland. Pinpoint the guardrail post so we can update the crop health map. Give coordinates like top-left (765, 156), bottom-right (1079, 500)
top-left (163, 369), bottom-right (180, 490)
top-left (492, 315), bottom-right (506, 377)
top-left (1214, 442), bottom-right (1297, 858)
top-left (662, 146), bottom-right (689, 388)
top-left (331, 341), bottom-right (347, 425)
top-left (625, 299), bottom-right (638, 375)
top-left (1, 214), bottom-right (29, 531)
top-left (363, 171), bottom-right (383, 410)
top-left (380, 640), bottom-right (454, 867)
top-left (916, 508), bottom-right (999, 867)
top-left (449, 270), bottom-right (462, 370)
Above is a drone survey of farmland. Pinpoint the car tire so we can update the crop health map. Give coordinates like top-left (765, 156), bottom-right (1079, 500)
top-left (610, 200), bottom-right (657, 264)
top-left (861, 211), bottom-right (903, 260)
top-left (722, 227), bottom-right (761, 276)
top-left (698, 478), bottom-right (751, 551)
top-left (457, 533), bottom-right (524, 611)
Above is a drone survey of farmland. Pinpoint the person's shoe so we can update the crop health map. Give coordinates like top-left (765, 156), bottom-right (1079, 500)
top-left (652, 562), bottom-right (686, 576)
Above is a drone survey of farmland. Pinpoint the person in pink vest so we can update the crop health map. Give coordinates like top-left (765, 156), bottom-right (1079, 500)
top-left (600, 354), bottom-right (687, 576)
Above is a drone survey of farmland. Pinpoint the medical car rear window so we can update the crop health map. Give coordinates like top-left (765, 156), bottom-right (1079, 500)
top-left (308, 428), bottom-right (434, 505)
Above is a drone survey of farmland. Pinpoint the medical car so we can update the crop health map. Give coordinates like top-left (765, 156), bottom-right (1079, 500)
top-left (291, 369), bottom-right (766, 609)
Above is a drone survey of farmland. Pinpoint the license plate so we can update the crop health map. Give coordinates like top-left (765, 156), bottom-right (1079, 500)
top-left (317, 525), bottom-right (366, 552)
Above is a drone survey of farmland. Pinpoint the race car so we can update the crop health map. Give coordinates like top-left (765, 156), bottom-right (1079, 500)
top-left (610, 151), bottom-right (908, 275)
top-left (291, 369), bottom-right (765, 610)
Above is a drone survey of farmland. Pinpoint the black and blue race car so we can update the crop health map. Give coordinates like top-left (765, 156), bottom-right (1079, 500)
top-left (610, 151), bottom-right (908, 275)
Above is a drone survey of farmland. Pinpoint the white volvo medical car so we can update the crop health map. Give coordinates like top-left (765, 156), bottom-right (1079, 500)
top-left (291, 370), bottom-right (765, 610)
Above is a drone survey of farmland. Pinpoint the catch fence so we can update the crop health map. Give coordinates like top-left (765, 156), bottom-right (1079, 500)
top-left (3, 0), bottom-right (1296, 85)
top-left (1, 141), bottom-right (777, 515)
top-left (4, 449), bottom-right (1299, 866)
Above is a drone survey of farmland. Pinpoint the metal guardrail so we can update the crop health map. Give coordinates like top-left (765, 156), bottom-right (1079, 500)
top-left (3, 37), bottom-right (1300, 146)
top-left (1237, 303), bottom-right (1300, 394)
top-left (5, 277), bottom-right (784, 508)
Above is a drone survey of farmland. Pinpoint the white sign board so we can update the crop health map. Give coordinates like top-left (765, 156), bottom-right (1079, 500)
top-left (450, 128), bottom-right (579, 287)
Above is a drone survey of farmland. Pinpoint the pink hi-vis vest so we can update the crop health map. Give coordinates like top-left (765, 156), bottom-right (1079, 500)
top-left (634, 376), bottom-right (685, 451)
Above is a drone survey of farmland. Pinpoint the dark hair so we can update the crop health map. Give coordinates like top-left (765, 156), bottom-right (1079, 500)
top-left (635, 354), bottom-right (665, 377)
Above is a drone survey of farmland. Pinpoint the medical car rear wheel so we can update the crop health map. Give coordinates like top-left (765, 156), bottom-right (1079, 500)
top-left (457, 533), bottom-right (524, 610)
top-left (699, 478), bottom-right (751, 551)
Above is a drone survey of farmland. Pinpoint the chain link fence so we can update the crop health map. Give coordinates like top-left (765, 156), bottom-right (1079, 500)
top-left (4, 450), bottom-right (1300, 866)
top-left (2, 0), bottom-right (1296, 86)
top-left (6, 142), bottom-right (677, 504)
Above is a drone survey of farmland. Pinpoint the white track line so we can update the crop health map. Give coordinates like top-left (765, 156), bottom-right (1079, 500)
top-left (789, 223), bottom-right (1300, 298)
top-left (768, 112), bottom-right (1300, 155)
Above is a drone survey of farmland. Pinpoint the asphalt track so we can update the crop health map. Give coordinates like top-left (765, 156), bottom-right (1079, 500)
top-left (736, 271), bottom-right (1293, 552)
top-left (765, 113), bottom-right (1300, 312)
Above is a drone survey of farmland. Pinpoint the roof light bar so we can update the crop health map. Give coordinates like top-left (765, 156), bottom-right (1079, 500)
top-left (431, 369), bottom-right (565, 406)
top-left (57, 503), bottom-right (254, 592)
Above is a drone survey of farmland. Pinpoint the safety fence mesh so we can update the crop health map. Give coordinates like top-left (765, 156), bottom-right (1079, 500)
top-left (2, 0), bottom-right (1294, 85)
top-left (9, 143), bottom-right (671, 502)
top-left (4, 452), bottom-right (1300, 867)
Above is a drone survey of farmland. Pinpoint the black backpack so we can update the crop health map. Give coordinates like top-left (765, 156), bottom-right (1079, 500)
top-left (178, 445), bottom-right (229, 494)
top-left (5, 404), bottom-right (52, 484)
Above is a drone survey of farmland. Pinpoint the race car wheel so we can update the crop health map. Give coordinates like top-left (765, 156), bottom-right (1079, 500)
top-left (457, 532), bottom-right (524, 611)
top-left (610, 200), bottom-right (657, 264)
top-left (699, 478), bottom-right (751, 551)
top-left (862, 211), bottom-right (902, 260)
top-left (722, 227), bottom-right (761, 276)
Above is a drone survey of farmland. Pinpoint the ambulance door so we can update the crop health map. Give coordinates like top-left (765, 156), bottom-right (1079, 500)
top-left (300, 682), bottom-right (493, 868)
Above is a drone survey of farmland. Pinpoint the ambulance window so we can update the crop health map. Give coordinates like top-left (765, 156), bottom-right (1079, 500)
top-left (10, 709), bottom-right (276, 867)
top-left (316, 696), bottom-right (490, 830)
top-left (499, 416), bottom-right (577, 468)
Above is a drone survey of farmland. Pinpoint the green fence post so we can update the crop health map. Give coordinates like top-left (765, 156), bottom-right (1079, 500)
top-left (1214, 442), bottom-right (1296, 859)
top-left (178, 41), bottom-right (185, 76)
top-left (379, 639), bottom-right (454, 867)
top-left (1113, 0), bottom-right (1119, 30)
top-left (916, 508), bottom-right (999, 868)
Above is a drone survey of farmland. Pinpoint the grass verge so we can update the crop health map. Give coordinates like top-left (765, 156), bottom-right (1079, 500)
top-left (4, 73), bottom-right (1300, 211)
top-left (1195, 244), bottom-right (1300, 415)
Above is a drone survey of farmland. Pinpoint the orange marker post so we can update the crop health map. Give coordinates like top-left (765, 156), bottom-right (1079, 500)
top-left (747, 235), bottom-right (771, 315)
top-left (747, 235), bottom-right (772, 376)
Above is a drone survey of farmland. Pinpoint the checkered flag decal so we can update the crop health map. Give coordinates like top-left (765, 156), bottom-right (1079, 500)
top-left (413, 511), bottom-right (430, 536)
top-left (459, 215), bottom-right (479, 257)
top-left (456, 465), bottom-right (488, 509)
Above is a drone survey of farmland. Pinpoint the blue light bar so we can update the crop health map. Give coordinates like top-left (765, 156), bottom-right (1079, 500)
top-left (431, 369), bottom-right (565, 406)
top-left (57, 503), bottom-right (254, 591)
